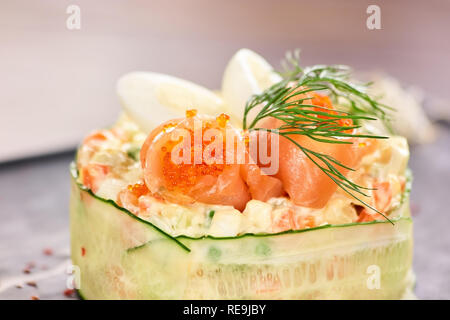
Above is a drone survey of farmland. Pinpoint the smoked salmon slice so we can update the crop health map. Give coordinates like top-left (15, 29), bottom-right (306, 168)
top-left (140, 112), bottom-right (251, 211)
top-left (275, 132), bottom-right (360, 208)
top-left (139, 87), bottom-right (378, 211)
top-left (240, 162), bottom-right (285, 202)
top-left (257, 90), bottom-right (375, 208)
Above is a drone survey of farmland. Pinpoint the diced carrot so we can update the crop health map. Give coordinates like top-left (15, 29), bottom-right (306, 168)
top-left (81, 164), bottom-right (110, 192)
top-left (399, 176), bottom-right (407, 192)
top-left (357, 180), bottom-right (392, 222)
top-left (82, 131), bottom-right (108, 145)
top-left (291, 213), bottom-right (316, 230)
top-left (373, 181), bottom-right (392, 213)
top-left (271, 209), bottom-right (294, 233)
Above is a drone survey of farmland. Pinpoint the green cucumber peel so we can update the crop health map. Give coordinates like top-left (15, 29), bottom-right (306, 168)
top-left (71, 161), bottom-right (412, 254)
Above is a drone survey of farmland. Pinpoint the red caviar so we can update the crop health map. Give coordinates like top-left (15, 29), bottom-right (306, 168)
top-left (160, 120), bottom-right (228, 191)
top-left (186, 109), bottom-right (198, 118)
top-left (141, 114), bottom-right (252, 210)
top-left (127, 182), bottom-right (149, 197)
top-left (216, 113), bottom-right (230, 128)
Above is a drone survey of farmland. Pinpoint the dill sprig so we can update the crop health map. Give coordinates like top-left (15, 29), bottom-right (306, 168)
top-left (243, 50), bottom-right (394, 223)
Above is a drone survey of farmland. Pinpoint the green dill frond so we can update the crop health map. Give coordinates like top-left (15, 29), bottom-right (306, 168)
top-left (243, 50), bottom-right (394, 223)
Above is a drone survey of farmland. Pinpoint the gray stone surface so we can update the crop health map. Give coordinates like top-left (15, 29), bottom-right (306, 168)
top-left (0, 152), bottom-right (75, 300)
top-left (0, 127), bottom-right (449, 299)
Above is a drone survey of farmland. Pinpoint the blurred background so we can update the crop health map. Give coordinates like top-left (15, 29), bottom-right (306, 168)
top-left (1, 0), bottom-right (449, 299)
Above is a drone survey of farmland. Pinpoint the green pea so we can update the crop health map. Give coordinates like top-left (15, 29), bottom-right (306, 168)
top-left (208, 246), bottom-right (221, 262)
top-left (255, 242), bottom-right (271, 256)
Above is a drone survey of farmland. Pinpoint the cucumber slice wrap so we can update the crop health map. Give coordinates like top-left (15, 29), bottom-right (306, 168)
top-left (70, 163), bottom-right (414, 299)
